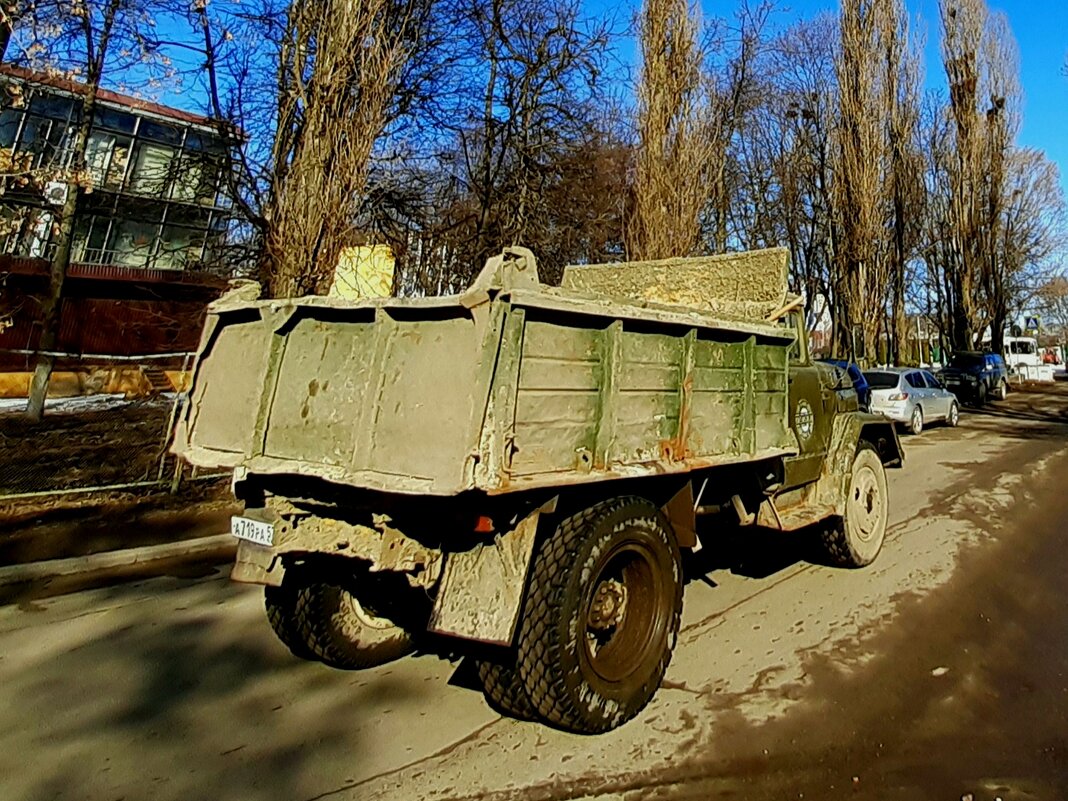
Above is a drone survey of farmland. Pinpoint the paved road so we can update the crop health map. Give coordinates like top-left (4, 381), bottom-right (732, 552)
top-left (2, 390), bottom-right (1067, 801)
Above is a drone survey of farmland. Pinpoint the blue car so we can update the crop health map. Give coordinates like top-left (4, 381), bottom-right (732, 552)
top-left (819, 359), bottom-right (871, 411)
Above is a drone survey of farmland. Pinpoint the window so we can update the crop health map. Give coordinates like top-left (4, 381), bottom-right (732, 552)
top-left (155, 224), bottom-right (206, 269)
top-left (905, 372), bottom-right (925, 389)
top-left (0, 108), bottom-right (21, 149)
top-left (0, 205), bottom-right (30, 254)
top-left (129, 141), bottom-right (176, 196)
top-left (107, 219), bottom-right (159, 266)
top-left (93, 106), bottom-right (136, 134)
top-left (85, 131), bottom-right (133, 189)
top-left (85, 132), bottom-right (115, 185)
top-left (949, 352), bottom-right (984, 369)
top-left (1009, 341), bottom-right (1035, 355)
top-left (73, 216), bottom-right (112, 263)
top-left (865, 372), bottom-right (900, 390)
top-left (139, 120), bottom-right (182, 145)
top-left (0, 206), bottom-right (53, 257)
top-left (169, 153), bottom-right (221, 205)
top-left (185, 130), bottom-right (226, 154)
top-left (28, 94), bottom-right (75, 121)
top-left (921, 371), bottom-right (941, 389)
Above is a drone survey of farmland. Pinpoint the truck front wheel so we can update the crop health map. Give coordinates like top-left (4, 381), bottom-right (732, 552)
top-left (518, 497), bottom-right (683, 734)
top-left (820, 444), bottom-right (888, 568)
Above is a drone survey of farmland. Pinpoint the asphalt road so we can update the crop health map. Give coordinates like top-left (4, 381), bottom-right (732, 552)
top-left (2, 388), bottom-right (1067, 801)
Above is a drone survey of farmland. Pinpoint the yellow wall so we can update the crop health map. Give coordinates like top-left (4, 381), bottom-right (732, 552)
top-left (330, 245), bottom-right (395, 300)
top-left (0, 368), bottom-right (191, 398)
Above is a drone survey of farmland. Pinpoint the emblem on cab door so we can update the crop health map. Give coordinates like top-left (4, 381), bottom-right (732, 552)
top-left (796, 399), bottom-right (814, 441)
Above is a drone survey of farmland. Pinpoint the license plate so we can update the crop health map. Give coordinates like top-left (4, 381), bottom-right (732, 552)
top-left (231, 516), bottom-right (274, 546)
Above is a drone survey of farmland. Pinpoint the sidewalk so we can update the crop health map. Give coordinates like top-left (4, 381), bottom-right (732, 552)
top-left (0, 487), bottom-right (239, 604)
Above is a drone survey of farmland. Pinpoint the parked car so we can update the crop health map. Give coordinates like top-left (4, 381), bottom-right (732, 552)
top-left (865, 367), bottom-right (960, 435)
top-left (939, 351), bottom-right (1009, 406)
top-left (819, 359), bottom-right (871, 410)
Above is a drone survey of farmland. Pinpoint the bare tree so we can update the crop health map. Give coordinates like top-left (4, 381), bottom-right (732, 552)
top-left (881, 0), bottom-right (924, 363)
top-left (832, 0), bottom-right (892, 360)
top-left (626, 0), bottom-right (714, 260)
top-left (1035, 275), bottom-right (1068, 342)
top-left (700, 1), bottom-right (771, 254)
top-left (193, 0), bottom-right (428, 297)
top-left (989, 148), bottom-right (1066, 337)
top-left (939, 0), bottom-right (990, 349)
top-left (728, 14), bottom-right (838, 328)
top-left (975, 10), bottom-right (1021, 353)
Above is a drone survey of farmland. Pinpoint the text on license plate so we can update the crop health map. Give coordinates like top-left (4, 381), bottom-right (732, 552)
top-left (231, 516), bottom-right (274, 546)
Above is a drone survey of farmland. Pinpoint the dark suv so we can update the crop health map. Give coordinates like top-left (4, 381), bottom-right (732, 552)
top-left (939, 351), bottom-right (1009, 406)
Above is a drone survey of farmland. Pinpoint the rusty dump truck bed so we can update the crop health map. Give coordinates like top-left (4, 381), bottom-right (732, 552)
top-left (175, 248), bottom-right (801, 496)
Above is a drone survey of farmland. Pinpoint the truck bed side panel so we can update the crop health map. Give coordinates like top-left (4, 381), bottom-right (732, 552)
top-left (497, 305), bottom-right (795, 487)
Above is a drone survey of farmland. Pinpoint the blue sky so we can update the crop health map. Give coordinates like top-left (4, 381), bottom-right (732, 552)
top-left (777, 0), bottom-right (1068, 194)
top-left (592, 0), bottom-right (1067, 195)
top-left (148, 0), bottom-right (1067, 197)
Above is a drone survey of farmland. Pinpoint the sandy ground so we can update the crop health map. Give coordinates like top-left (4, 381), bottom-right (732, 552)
top-left (0, 386), bottom-right (1066, 801)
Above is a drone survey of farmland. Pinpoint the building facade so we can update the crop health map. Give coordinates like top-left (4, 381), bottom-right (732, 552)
top-left (0, 66), bottom-right (232, 271)
top-left (0, 67), bottom-right (236, 371)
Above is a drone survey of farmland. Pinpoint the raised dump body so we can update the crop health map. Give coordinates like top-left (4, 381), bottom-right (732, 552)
top-left (176, 248), bottom-right (799, 495)
top-left (175, 247), bottom-right (900, 736)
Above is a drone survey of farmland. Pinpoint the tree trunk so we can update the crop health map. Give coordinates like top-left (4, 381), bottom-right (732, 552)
top-left (24, 182), bottom-right (80, 420)
top-left (25, 0), bottom-right (119, 419)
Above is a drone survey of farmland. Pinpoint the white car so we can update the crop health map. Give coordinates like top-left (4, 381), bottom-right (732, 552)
top-left (864, 368), bottom-right (960, 435)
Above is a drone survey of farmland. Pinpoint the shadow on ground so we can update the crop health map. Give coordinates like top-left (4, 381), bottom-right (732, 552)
top-left (0, 575), bottom-right (440, 801)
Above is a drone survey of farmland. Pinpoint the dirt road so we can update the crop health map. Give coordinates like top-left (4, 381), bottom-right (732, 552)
top-left (2, 388), bottom-right (1066, 801)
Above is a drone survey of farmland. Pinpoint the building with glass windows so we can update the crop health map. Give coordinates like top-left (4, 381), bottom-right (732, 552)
top-left (0, 65), bottom-right (233, 271)
top-left (0, 66), bottom-right (238, 372)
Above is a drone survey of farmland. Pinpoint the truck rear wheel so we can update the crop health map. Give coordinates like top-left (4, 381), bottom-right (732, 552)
top-left (266, 565), bottom-right (417, 670)
top-left (820, 444), bottom-right (888, 568)
top-left (518, 497), bottom-right (683, 734)
top-left (304, 579), bottom-right (416, 670)
top-left (477, 659), bottom-right (539, 721)
top-left (264, 581), bottom-right (320, 661)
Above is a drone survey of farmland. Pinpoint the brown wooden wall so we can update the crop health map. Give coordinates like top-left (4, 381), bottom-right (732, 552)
top-left (0, 256), bottom-right (227, 371)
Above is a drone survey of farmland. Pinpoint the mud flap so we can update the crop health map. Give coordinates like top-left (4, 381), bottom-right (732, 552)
top-left (427, 506), bottom-right (545, 645)
top-left (231, 540), bottom-right (285, 586)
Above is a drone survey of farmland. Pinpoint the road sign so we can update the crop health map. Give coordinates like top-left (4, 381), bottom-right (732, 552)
top-left (1025, 316), bottom-right (1041, 332)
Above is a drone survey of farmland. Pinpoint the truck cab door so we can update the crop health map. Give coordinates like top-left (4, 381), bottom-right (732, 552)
top-left (781, 316), bottom-right (837, 489)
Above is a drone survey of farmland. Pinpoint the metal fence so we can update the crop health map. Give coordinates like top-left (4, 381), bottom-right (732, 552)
top-left (0, 351), bottom-right (226, 500)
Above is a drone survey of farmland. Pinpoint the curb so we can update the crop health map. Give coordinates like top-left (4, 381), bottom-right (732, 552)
top-left (0, 533), bottom-right (236, 587)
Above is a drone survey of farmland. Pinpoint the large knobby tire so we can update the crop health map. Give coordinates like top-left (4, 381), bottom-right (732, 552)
top-left (477, 659), bottom-right (540, 722)
top-left (264, 582), bottom-right (320, 661)
top-left (304, 580), bottom-right (416, 670)
top-left (820, 444), bottom-right (889, 568)
top-left (517, 497), bottom-right (683, 734)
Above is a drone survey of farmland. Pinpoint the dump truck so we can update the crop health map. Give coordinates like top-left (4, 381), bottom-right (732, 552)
top-left (174, 246), bottom-right (902, 734)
